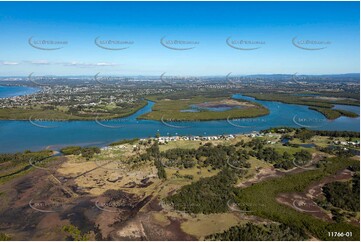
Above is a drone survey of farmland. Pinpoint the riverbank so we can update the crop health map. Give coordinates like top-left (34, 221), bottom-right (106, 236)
top-left (243, 92), bottom-right (359, 120)
top-left (0, 89), bottom-right (359, 154)
top-left (0, 100), bottom-right (148, 121)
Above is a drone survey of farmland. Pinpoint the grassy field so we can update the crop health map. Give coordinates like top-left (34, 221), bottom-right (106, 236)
top-left (291, 136), bottom-right (331, 147)
top-left (159, 140), bottom-right (202, 152)
top-left (290, 136), bottom-right (360, 149)
top-left (234, 156), bottom-right (360, 241)
top-left (180, 213), bottom-right (244, 239)
top-left (158, 139), bottom-right (243, 153)
top-left (239, 157), bottom-right (273, 182)
top-left (271, 143), bottom-right (315, 154)
top-left (139, 96), bottom-right (269, 121)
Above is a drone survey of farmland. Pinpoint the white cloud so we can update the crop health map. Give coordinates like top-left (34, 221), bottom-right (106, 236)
top-left (95, 62), bottom-right (118, 66)
top-left (30, 60), bottom-right (50, 65)
top-left (0, 60), bottom-right (119, 68)
top-left (0, 61), bottom-right (20, 65)
top-left (61, 61), bottom-right (118, 67)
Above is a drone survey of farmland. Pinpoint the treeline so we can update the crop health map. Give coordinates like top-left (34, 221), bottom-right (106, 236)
top-left (109, 138), bottom-right (139, 146)
top-left (0, 150), bottom-right (52, 165)
top-left (293, 128), bottom-right (359, 142)
top-left (137, 142), bottom-right (166, 179)
top-left (60, 146), bottom-right (100, 160)
top-left (263, 127), bottom-right (360, 138)
top-left (318, 146), bottom-right (355, 157)
top-left (160, 138), bottom-right (311, 171)
top-left (206, 222), bottom-right (308, 241)
top-left (131, 140), bottom-right (252, 180)
top-left (246, 138), bottom-right (312, 170)
top-left (164, 168), bottom-right (238, 214)
top-left (160, 142), bottom-right (250, 170)
top-left (322, 174), bottom-right (360, 213)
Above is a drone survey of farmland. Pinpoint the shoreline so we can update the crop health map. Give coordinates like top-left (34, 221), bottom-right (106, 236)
top-left (0, 90), bottom-right (358, 122)
top-left (0, 100), bottom-right (148, 121)
top-left (3, 128), bottom-right (360, 155)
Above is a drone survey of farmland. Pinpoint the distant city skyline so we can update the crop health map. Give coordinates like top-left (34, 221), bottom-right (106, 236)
top-left (0, 1), bottom-right (359, 76)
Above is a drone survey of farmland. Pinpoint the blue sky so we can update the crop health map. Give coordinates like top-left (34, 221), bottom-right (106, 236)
top-left (0, 1), bottom-right (359, 76)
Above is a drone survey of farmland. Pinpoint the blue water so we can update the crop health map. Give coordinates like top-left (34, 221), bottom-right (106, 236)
top-left (187, 104), bottom-right (240, 112)
top-left (332, 104), bottom-right (360, 115)
top-left (0, 88), bottom-right (359, 153)
top-left (0, 86), bottom-right (39, 98)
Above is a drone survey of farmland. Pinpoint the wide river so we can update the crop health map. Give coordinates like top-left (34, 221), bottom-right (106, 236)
top-left (0, 86), bottom-right (359, 153)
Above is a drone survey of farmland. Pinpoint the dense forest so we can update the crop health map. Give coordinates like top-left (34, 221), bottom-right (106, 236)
top-left (318, 146), bottom-right (356, 157)
top-left (160, 143), bottom-right (250, 170)
top-left (206, 222), bottom-right (308, 241)
top-left (322, 174), bottom-right (360, 213)
top-left (159, 138), bottom-right (311, 171)
top-left (246, 138), bottom-right (312, 169)
top-left (134, 142), bottom-right (166, 179)
top-left (164, 168), bottom-right (238, 214)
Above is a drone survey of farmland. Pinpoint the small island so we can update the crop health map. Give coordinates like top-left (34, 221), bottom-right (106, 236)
top-left (139, 96), bottom-right (269, 121)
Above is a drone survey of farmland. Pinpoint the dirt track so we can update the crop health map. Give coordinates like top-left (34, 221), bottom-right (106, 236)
top-left (276, 168), bottom-right (357, 225)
